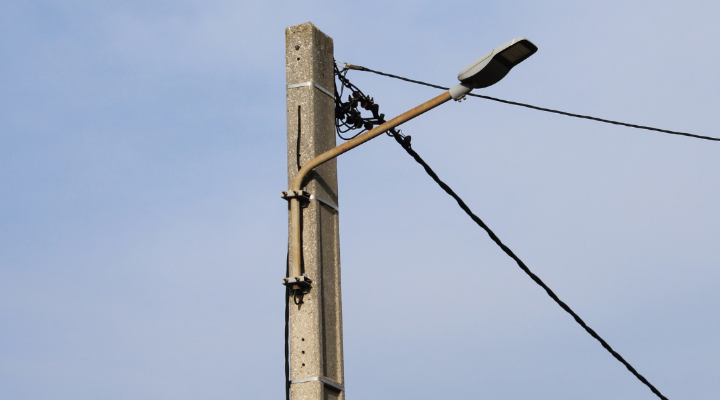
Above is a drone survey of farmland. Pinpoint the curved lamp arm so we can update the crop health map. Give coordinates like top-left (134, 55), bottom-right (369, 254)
top-left (285, 36), bottom-right (537, 286)
top-left (287, 91), bottom-right (452, 282)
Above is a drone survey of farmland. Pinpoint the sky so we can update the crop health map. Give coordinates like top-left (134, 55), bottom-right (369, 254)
top-left (1, 1), bottom-right (719, 399)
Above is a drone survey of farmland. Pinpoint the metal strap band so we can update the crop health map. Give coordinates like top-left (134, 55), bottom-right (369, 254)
top-left (290, 376), bottom-right (344, 392)
top-left (310, 194), bottom-right (339, 212)
top-left (287, 81), bottom-right (335, 99)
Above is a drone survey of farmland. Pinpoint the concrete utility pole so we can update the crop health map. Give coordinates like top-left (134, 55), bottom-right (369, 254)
top-left (285, 22), bottom-right (345, 400)
top-left (281, 25), bottom-right (540, 400)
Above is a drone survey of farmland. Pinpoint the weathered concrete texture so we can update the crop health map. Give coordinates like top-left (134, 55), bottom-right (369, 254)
top-left (286, 22), bottom-right (345, 400)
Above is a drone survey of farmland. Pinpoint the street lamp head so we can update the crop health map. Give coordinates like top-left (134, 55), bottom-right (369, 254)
top-left (458, 37), bottom-right (537, 89)
top-left (449, 37), bottom-right (537, 100)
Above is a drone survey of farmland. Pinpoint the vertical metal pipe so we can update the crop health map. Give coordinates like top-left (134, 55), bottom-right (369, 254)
top-left (290, 198), bottom-right (302, 279)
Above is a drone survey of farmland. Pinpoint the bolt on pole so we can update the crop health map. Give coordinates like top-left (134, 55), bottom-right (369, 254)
top-left (285, 22), bottom-right (345, 400)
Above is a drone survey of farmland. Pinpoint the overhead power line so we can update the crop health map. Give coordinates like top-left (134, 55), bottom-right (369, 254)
top-left (334, 67), bottom-right (671, 400)
top-left (342, 63), bottom-right (720, 143)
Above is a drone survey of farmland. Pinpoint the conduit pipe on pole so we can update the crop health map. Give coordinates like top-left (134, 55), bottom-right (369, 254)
top-left (288, 91), bottom-right (452, 280)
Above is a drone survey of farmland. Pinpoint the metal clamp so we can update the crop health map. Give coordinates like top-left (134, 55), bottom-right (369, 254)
top-left (281, 190), bottom-right (311, 202)
top-left (282, 275), bottom-right (312, 293)
top-left (290, 376), bottom-right (344, 392)
top-left (281, 190), bottom-right (339, 212)
top-left (287, 81), bottom-right (335, 99)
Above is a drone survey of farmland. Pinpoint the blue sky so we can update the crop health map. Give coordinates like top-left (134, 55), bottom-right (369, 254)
top-left (1, 1), bottom-right (719, 399)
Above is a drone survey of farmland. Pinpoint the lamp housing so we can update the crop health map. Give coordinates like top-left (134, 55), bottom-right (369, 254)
top-left (458, 37), bottom-right (537, 89)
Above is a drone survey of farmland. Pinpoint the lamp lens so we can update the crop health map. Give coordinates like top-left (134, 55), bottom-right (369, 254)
top-left (498, 42), bottom-right (535, 66)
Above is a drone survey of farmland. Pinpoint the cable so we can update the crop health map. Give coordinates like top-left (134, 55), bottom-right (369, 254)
top-left (347, 64), bottom-right (720, 142)
top-left (285, 253), bottom-right (290, 400)
top-left (297, 105), bottom-right (302, 171)
top-left (345, 64), bottom-right (448, 90)
top-left (388, 131), bottom-right (669, 400)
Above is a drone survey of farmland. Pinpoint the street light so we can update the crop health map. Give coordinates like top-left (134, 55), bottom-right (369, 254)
top-left (450, 37), bottom-right (538, 99)
top-left (283, 37), bottom-right (538, 290)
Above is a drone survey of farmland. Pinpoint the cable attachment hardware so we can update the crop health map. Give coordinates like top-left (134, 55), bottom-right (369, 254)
top-left (282, 274), bottom-right (313, 293)
top-left (281, 190), bottom-right (311, 202)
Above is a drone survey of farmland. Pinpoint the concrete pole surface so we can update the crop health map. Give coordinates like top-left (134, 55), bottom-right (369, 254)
top-left (285, 22), bottom-right (345, 400)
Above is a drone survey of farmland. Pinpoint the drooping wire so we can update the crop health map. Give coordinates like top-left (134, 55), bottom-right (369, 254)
top-left (333, 66), bottom-right (670, 400)
top-left (344, 63), bottom-right (720, 143)
top-left (388, 131), bottom-right (669, 400)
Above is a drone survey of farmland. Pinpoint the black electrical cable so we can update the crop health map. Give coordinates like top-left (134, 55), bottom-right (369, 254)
top-left (347, 64), bottom-right (720, 143)
top-left (388, 131), bottom-right (669, 400)
top-left (297, 105), bottom-right (302, 171)
top-left (284, 253), bottom-right (290, 400)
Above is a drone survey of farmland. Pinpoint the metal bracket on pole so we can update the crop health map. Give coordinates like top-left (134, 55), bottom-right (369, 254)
top-left (286, 81), bottom-right (335, 100)
top-left (282, 275), bottom-right (313, 293)
top-left (290, 376), bottom-right (345, 392)
top-left (281, 190), bottom-right (312, 202)
top-left (309, 194), bottom-right (339, 213)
